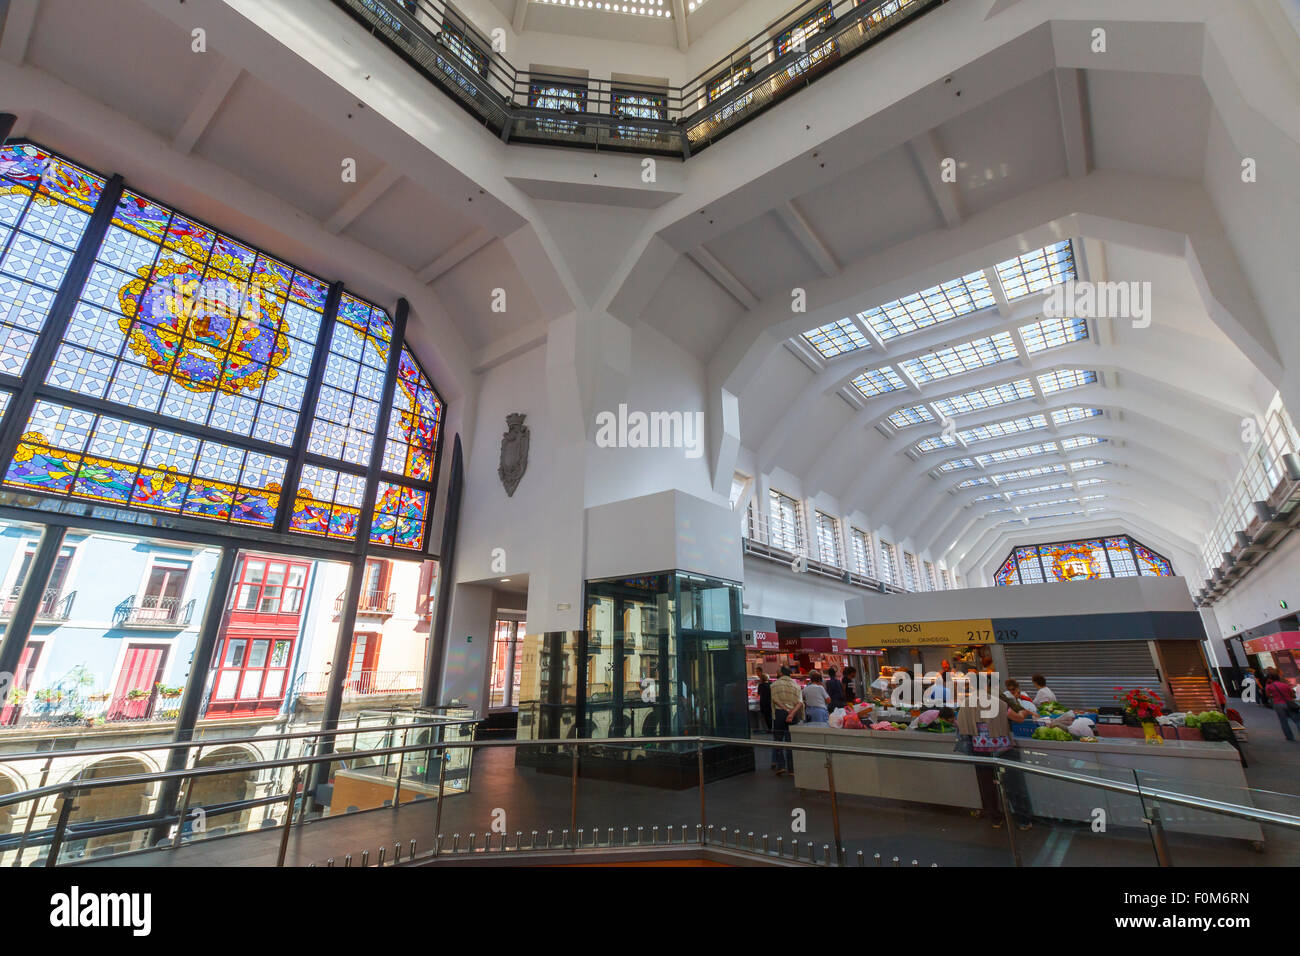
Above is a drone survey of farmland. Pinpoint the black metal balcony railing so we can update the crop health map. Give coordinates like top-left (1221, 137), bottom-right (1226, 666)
top-left (0, 585), bottom-right (76, 621)
top-left (334, 589), bottom-right (398, 615)
top-left (113, 595), bottom-right (196, 628)
top-left (332, 0), bottom-right (945, 158)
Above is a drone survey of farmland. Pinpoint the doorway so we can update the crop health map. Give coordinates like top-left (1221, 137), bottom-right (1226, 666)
top-left (489, 618), bottom-right (525, 710)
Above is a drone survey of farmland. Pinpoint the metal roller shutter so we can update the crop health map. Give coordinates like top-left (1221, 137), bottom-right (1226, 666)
top-left (1003, 641), bottom-right (1160, 711)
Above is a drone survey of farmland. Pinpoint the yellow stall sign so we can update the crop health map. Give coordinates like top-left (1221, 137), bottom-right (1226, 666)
top-left (847, 618), bottom-right (996, 647)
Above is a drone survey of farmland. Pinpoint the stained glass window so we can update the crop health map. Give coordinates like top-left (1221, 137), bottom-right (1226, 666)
top-left (0, 389), bottom-right (10, 422)
top-left (370, 480), bottom-right (429, 550)
top-left (383, 346), bottom-right (443, 482)
top-left (1014, 545), bottom-right (1044, 583)
top-left (1039, 538), bottom-right (1107, 581)
top-left (777, 1), bottom-right (837, 78)
top-left (289, 464), bottom-right (365, 541)
top-left (308, 293), bottom-right (390, 466)
top-left (993, 535), bottom-right (1171, 585)
top-left (437, 23), bottom-right (487, 76)
top-left (706, 58), bottom-right (753, 122)
top-left (0, 144), bottom-right (106, 378)
top-left (47, 188), bottom-right (328, 447)
top-left (4, 399), bottom-right (285, 527)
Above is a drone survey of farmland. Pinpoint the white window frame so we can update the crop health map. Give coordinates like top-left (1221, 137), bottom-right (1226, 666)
top-left (850, 527), bottom-right (873, 576)
top-left (879, 541), bottom-right (899, 586)
top-left (768, 489), bottom-right (802, 553)
top-left (814, 511), bottom-right (842, 567)
top-left (902, 551), bottom-right (919, 591)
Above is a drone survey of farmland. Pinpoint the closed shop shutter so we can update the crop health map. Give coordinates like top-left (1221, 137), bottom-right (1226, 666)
top-left (1003, 641), bottom-right (1160, 711)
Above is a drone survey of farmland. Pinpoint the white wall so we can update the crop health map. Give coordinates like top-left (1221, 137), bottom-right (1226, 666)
top-left (1201, 532), bottom-right (1300, 640)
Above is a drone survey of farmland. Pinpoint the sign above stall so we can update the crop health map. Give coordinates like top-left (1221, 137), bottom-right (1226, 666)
top-left (749, 630), bottom-right (781, 650)
top-left (847, 618), bottom-right (996, 648)
top-left (1243, 630), bottom-right (1300, 655)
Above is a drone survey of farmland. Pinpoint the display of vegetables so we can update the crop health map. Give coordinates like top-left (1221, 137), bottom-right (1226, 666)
top-left (1031, 726), bottom-right (1074, 741)
top-left (1036, 700), bottom-right (1069, 717)
top-left (920, 719), bottom-right (956, 734)
top-left (1196, 711), bottom-right (1228, 723)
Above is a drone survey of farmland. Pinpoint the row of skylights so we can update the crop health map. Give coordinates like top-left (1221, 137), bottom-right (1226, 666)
top-left (1070, 458), bottom-right (1108, 472)
top-left (1021, 315), bottom-right (1088, 353)
top-left (1019, 496), bottom-right (1082, 510)
top-left (931, 379), bottom-right (1036, 419)
top-left (974, 441), bottom-right (1059, 466)
top-left (805, 317), bottom-right (871, 358)
top-left (800, 240), bottom-right (1077, 358)
top-left (996, 241), bottom-right (1076, 300)
top-left (1026, 510), bottom-right (1085, 521)
top-left (533, 0), bottom-right (672, 15)
top-left (1053, 406), bottom-right (1103, 425)
top-left (898, 331), bottom-right (1018, 384)
top-left (937, 458), bottom-right (978, 473)
top-left (973, 492), bottom-right (1006, 502)
top-left (957, 476), bottom-right (993, 489)
top-left (1039, 368), bottom-right (1098, 393)
top-left (851, 365), bottom-right (906, 398)
top-left (989, 463), bottom-right (1069, 484)
top-left (1005, 481), bottom-right (1074, 498)
top-left (1061, 435), bottom-right (1105, 451)
top-left (886, 405), bottom-right (936, 429)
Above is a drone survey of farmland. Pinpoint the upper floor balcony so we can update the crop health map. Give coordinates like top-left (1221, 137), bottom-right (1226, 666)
top-left (0, 586), bottom-right (76, 623)
top-left (335, 590), bottom-right (398, 616)
top-left (333, 0), bottom-right (941, 157)
top-left (113, 595), bottom-right (196, 629)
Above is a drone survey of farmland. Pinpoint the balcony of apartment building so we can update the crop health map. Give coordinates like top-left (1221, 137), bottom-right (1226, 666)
top-left (112, 595), bottom-right (196, 629)
top-left (334, 589), bottom-right (397, 618)
top-left (0, 585), bottom-right (76, 623)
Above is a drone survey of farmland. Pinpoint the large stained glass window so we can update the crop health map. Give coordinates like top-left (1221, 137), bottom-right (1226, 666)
top-left (384, 346), bottom-right (443, 482)
top-left (309, 293), bottom-right (390, 466)
top-left (5, 399), bottom-right (286, 527)
top-left (993, 535), bottom-right (1173, 585)
top-left (0, 141), bottom-right (443, 555)
top-left (47, 188), bottom-right (328, 446)
top-left (0, 144), bottom-right (106, 377)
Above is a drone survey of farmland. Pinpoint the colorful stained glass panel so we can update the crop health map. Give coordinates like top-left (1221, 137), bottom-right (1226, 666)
top-left (369, 480), bottom-right (428, 551)
top-left (289, 464), bottom-right (365, 541)
top-left (382, 347), bottom-right (442, 482)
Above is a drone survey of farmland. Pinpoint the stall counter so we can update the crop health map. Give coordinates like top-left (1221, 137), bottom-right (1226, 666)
top-left (789, 725), bottom-right (1263, 844)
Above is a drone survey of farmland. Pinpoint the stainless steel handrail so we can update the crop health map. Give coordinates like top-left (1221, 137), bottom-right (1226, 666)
top-left (0, 714), bottom-right (477, 768)
top-left (5, 734), bottom-right (1295, 832)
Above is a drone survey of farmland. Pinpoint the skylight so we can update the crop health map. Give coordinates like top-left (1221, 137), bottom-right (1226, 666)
top-left (1020, 315), bottom-right (1089, 353)
top-left (936, 458), bottom-right (978, 473)
top-left (974, 441), bottom-right (1059, 467)
top-left (932, 379), bottom-right (1035, 418)
top-left (803, 317), bottom-right (870, 358)
top-left (1070, 458), bottom-right (1108, 472)
top-left (857, 270), bottom-right (996, 342)
top-left (899, 331), bottom-right (1019, 384)
top-left (1075, 477), bottom-right (1105, 487)
top-left (960, 413), bottom-right (1048, 443)
top-left (1027, 510), bottom-right (1084, 521)
top-left (887, 405), bottom-right (936, 429)
top-left (1060, 435), bottom-right (1105, 451)
top-left (1019, 496), bottom-right (1079, 509)
top-left (995, 240), bottom-right (1076, 300)
top-left (914, 433), bottom-right (959, 453)
top-left (973, 493), bottom-right (1006, 502)
top-left (1006, 481), bottom-right (1073, 498)
top-left (957, 476), bottom-right (993, 489)
top-left (1038, 368), bottom-right (1098, 394)
top-left (990, 463), bottom-right (1068, 484)
top-left (533, 0), bottom-right (672, 16)
top-left (1052, 406), bottom-right (1103, 425)
top-left (851, 365), bottom-right (906, 398)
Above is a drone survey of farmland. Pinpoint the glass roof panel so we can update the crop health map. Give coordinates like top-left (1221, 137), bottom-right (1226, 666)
top-left (995, 240), bottom-right (1076, 300)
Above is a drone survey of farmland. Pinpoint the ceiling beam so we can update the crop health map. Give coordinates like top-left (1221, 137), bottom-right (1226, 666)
top-left (671, 0), bottom-right (689, 51)
top-left (906, 130), bottom-right (963, 229)
top-left (774, 201), bottom-right (838, 277)
top-left (688, 247), bottom-right (757, 310)
top-left (324, 163), bottom-right (402, 234)
top-left (172, 59), bottom-right (242, 154)
top-left (416, 227), bottom-right (495, 284)
top-left (0, 0), bottom-right (38, 66)
top-left (1053, 67), bottom-right (1091, 179)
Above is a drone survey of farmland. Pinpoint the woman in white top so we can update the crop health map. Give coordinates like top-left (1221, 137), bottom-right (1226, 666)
top-left (1031, 673), bottom-right (1057, 705)
top-left (802, 671), bottom-right (831, 724)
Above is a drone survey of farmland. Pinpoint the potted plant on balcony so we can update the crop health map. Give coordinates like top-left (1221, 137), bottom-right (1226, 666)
top-left (156, 683), bottom-right (183, 699)
top-left (6, 688), bottom-right (26, 707)
top-left (126, 689), bottom-right (149, 701)
top-left (34, 688), bottom-right (64, 705)
top-left (86, 692), bottom-right (110, 702)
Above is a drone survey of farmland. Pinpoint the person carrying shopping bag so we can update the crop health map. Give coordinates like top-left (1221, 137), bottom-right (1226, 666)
top-left (955, 682), bottom-right (1033, 830)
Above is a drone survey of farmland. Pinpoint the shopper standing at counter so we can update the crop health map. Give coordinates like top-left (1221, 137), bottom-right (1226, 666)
top-left (803, 671), bottom-right (831, 724)
top-left (825, 667), bottom-right (846, 711)
top-left (955, 684), bottom-right (1033, 830)
top-left (770, 667), bottom-right (805, 776)
top-left (1031, 674), bottom-right (1057, 706)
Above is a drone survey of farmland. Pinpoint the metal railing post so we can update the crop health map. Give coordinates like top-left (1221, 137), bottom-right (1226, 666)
top-left (432, 742), bottom-right (449, 856)
top-left (13, 756), bottom-right (53, 868)
top-left (276, 764), bottom-right (302, 867)
top-left (1145, 801), bottom-right (1174, 867)
top-left (392, 728), bottom-right (408, 809)
top-left (568, 743), bottom-right (579, 849)
top-left (826, 751), bottom-right (844, 865)
top-left (45, 788), bottom-right (78, 868)
top-left (996, 765), bottom-right (1022, 867)
top-left (697, 738), bottom-right (707, 843)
